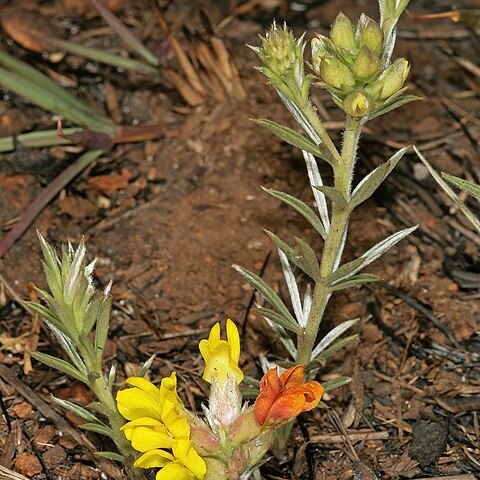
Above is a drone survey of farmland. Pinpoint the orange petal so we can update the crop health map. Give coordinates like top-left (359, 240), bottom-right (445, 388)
top-left (254, 368), bottom-right (283, 425)
top-left (279, 365), bottom-right (305, 388)
top-left (264, 388), bottom-right (308, 425)
top-left (301, 381), bottom-right (324, 411)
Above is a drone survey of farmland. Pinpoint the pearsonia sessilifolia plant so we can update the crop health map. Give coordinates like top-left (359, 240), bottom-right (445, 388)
top-left (30, 236), bottom-right (324, 480)
top-left (235, 1), bottom-right (418, 378)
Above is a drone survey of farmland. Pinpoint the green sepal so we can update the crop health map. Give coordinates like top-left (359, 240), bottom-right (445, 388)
top-left (256, 306), bottom-right (301, 334)
top-left (330, 273), bottom-right (379, 291)
top-left (262, 187), bottom-right (327, 240)
top-left (30, 351), bottom-right (88, 384)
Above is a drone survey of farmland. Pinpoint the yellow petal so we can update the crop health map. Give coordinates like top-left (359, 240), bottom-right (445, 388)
top-left (198, 339), bottom-right (211, 363)
top-left (130, 426), bottom-right (174, 452)
top-left (126, 377), bottom-right (160, 399)
top-left (134, 449), bottom-right (174, 469)
top-left (173, 440), bottom-right (207, 480)
top-left (116, 388), bottom-right (163, 421)
top-left (121, 417), bottom-right (166, 440)
top-left (156, 462), bottom-right (194, 480)
top-left (226, 319), bottom-right (241, 364)
top-left (207, 322), bottom-right (221, 347)
top-left (159, 372), bottom-right (183, 407)
top-left (161, 399), bottom-right (191, 439)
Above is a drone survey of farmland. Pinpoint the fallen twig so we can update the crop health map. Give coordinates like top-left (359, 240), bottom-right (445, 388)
top-left (310, 430), bottom-right (389, 443)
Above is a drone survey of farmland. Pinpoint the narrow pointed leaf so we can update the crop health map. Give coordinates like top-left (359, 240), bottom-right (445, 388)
top-left (369, 95), bottom-right (420, 120)
top-left (256, 306), bottom-right (301, 333)
top-left (46, 324), bottom-right (87, 374)
top-left (323, 376), bottom-right (351, 392)
top-left (95, 298), bottom-right (112, 359)
top-left (314, 186), bottom-right (348, 208)
top-left (255, 119), bottom-right (332, 163)
top-left (30, 352), bottom-right (88, 384)
top-left (350, 147), bottom-right (408, 208)
top-left (315, 334), bottom-right (359, 365)
top-left (24, 301), bottom-right (69, 337)
top-left (95, 452), bottom-right (125, 462)
top-left (329, 257), bottom-right (366, 284)
top-left (79, 423), bottom-right (114, 438)
top-left (442, 173), bottom-right (480, 200)
top-left (330, 273), bottom-right (380, 291)
top-left (262, 187), bottom-right (326, 240)
top-left (303, 151), bottom-right (330, 232)
top-left (262, 316), bottom-right (297, 359)
top-left (233, 265), bottom-right (297, 327)
top-left (51, 396), bottom-right (106, 425)
top-left (278, 250), bottom-right (305, 327)
top-left (137, 354), bottom-right (156, 378)
top-left (294, 237), bottom-right (320, 279)
top-left (311, 318), bottom-right (359, 359)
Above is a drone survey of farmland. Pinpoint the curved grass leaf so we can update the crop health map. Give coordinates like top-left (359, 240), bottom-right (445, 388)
top-left (95, 451), bottom-right (125, 463)
top-left (79, 422), bottom-right (114, 438)
top-left (262, 187), bottom-right (326, 240)
top-left (30, 351), bottom-right (88, 384)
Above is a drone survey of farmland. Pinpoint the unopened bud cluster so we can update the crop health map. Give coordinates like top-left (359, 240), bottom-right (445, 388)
top-left (312, 12), bottom-right (410, 117)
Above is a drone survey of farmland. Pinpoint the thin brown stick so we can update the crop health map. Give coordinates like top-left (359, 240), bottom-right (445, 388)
top-left (310, 430), bottom-right (389, 443)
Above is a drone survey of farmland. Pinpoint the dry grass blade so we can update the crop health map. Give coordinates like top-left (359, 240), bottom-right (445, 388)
top-left (91, 0), bottom-right (159, 67)
top-left (0, 465), bottom-right (29, 480)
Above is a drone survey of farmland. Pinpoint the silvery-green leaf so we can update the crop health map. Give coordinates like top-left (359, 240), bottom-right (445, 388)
top-left (47, 324), bottom-right (87, 374)
top-left (263, 187), bottom-right (326, 240)
top-left (37, 232), bottom-right (60, 275)
top-left (266, 231), bottom-right (318, 280)
top-left (262, 315), bottom-right (297, 358)
top-left (350, 147), bottom-right (408, 208)
top-left (330, 225), bottom-right (417, 285)
top-left (415, 147), bottom-right (480, 234)
top-left (311, 318), bottom-right (359, 359)
top-left (314, 334), bottom-right (359, 366)
top-left (79, 423), bottom-right (114, 438)
top-left (51, 396), bottom-right (106, 425)
top-left (278, 250), bottom-right (304, 326)
top-left (442, 173), bottom-right (480, 200)
top-left (330, 273), bottom-right (380, 292)
top-left (83, 298), bottom-right (102, 336)
top-left (294, 237), bottom-right (320, 279)
top-left (303, 151), bottom-right (330, 232)
top-left (107, 364), bottom-right (117, 391)
top-left (24, 301), bottom-right (70, 338)
top-left (31, 352), bottom-right (88, 384)
top-left (302, 283), bottom-right (312, 321)
top-left (256, 306), bottom-right (301, 334)
top-left (255, 119), bottom-right (332, 163)
top-left (323, 376), bottom-right (351, 392)
top-left (329, 257), bottom-right (366, 284)
top-left (64, 242), bottom-right (86, 304)
top-left (137, 354), bottom-right (156, 377)
top-left (369, 95), bottom-right (420, 120)
top-left (95, 297), bottom-right (112, 359)
top-left (42, 264), bottom-right (62, 300)
top-left (233, 265), bottom-right (297, 326)
top-left (313, 186), bottom-right (348, 209)
top-left (95, 452), bottom-right (125, 463)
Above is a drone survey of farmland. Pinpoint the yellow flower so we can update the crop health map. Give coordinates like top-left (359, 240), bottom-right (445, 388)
top-left (116, 374), bottom-right (206, 480)
top-left (199, 319), bottom-right (244, 385)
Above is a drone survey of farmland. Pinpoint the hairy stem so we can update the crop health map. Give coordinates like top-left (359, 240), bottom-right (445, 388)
top-left (297, 116), bottom-right (363, 368)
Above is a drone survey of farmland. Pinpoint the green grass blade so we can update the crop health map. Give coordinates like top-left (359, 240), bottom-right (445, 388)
top-left (0, 66), bottom-right (115, 134)
top-left (0, 128), bottom-right (80, 153)
top-left (47, 38), bottom-right (158, 75)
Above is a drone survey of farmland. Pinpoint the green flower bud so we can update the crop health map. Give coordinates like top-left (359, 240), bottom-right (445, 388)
top-left (375, 58), bottom-right (410, 100)
top-left (311, 35), bottom-right (334, 75)
top-left (343, 91), bottom-right (371, 117)
top-left (330, 12), bottom-right (357, 53)
top-left (257, 22), bottom-right (303, 79)
top-left (357, 14), bottom-right (384, 57)
top-left (352, 46), bottom-right (380, 80)
top-left (320, 56), bottom-right (356, 92)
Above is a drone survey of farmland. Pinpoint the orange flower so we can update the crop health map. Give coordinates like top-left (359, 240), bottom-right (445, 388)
top-left (253, 365), bottom-right (324, 427)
